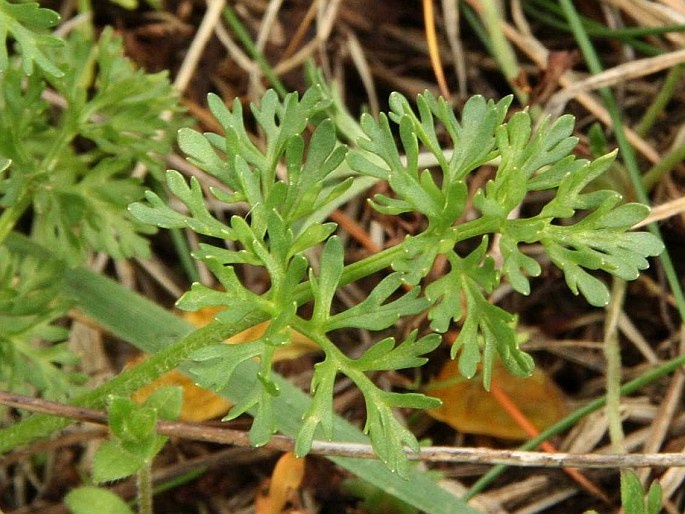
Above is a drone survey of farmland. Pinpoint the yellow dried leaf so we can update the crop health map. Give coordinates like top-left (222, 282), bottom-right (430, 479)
top-left (255, 452), bottom-right (306, 514)
top-left (184, 306), bottom-right (320, 359)
top-left (426, 359), bottom-right (566, 440)
top-left (131, 362), bottom-right (231, 422)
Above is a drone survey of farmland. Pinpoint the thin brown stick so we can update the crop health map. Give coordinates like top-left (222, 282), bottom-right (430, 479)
top-left (4, 391), bottom-right (685, 469)
top-left (174, 0), bottom-right (227, 92)
top-left (280, 0), bottom-right (321, 60)
top-left (490, 382), bottom-right (609, 502)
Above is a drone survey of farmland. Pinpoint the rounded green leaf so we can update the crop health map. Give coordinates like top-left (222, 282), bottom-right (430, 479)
top-left (576, 272), bottom-right (610, 307)
top-left (66, 486), bottom-right (134, 514)
top-left (92, 441), bottom-right (144, 483)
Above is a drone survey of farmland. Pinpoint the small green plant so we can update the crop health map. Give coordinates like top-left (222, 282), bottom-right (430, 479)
top-left (65, 386), bottom-right (182, 514)
top-left (0, 24), bottom-right (180, 263)
top-left (130, 85), bottom-right (663, 475)
top-left (585, 471), bottom-right (662, 514)
top-left (0, 4), bottom-right (669, 512)
top-left (620, 472), bottom-right (662, 514)
top-left (0, 3), bottom-right (181, 399)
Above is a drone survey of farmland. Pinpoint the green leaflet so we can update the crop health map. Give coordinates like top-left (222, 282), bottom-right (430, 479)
top-left (66, 487), bottom-right (135, 514)
top-left (0, 0), bottom-right (64, 77)
top-left (620, 471), bottom-right (662, 514)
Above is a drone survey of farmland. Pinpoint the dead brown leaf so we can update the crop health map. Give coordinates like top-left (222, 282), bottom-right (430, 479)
top-left (426, 359), bottom-right (567, 440)
top-left (255, 452), bottom-right (307, 514)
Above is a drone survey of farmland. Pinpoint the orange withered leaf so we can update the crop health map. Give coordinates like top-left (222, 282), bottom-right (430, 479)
top-left (426, 359), bottom-right (566, 440)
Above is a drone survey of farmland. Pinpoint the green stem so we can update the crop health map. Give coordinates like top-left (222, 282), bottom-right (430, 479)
top-left (465, 350), bottom-right (685, 499)
top-left (137, 461), bottom-right (153, 514)
top-left (451, 217), bottom-right (502, 244)
top-left (479, 0), bottom-right (528, 104)
top-left (293, 243), bottom-right (406, 304)
top-left (0, 116), bottom-right (77, 246)
top-left (294, 320), bottom-right (345, 362)
top-left (604, 278), bottom-right (626, 454)
top-left (169, 228), bottom-right (201, 284)
top-left (642, 141), bottom-right (685, 192)
top-left (0, 191), bottom-right (31, 246)
top-left (221, 6), bottom-right (288, 98)
top-left (295, 215), bottom-right (499, 304)
top-left (40, 119), bottom-right (77, 177)
top-left (636, 64), bottom-right (684, 137)
top-left (460, 3), bottom-right (493, 57)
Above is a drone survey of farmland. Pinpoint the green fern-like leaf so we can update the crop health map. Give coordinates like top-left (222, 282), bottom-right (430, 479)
top-left (131, 84), bottom-right (663, 476)
top-left (0, 1), bottom-right (63, 77)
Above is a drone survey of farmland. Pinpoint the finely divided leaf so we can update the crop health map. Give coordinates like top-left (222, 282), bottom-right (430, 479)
top-left (361, 389), bottom-right (440, 477)
top-left (0, 1), bottom-right (64, 77)
top-left (295, 357), bottom-right (337, 456)
top-left (354, 331), bottom-right (441, 371)
top-left (189, 341), bottom-right (265, 392)
top-left (326, 274), bottom-right (429, 331)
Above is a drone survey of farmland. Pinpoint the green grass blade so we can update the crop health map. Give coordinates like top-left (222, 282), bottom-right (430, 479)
top-left (636, 64), bottom-right (684, 137)
top-left (221, 5), bottom-right (287, 98)
top-left (525, 0), bottom-right (681, 56)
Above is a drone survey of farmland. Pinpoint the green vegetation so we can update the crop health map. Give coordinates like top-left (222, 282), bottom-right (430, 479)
top-left (0, 2), bottom-right (675, 513)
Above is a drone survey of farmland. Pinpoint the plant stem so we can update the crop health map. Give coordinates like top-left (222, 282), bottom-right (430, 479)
top-left (604, 278), bottom-right (626, 454)
top-left (169, 228), bottom-right (201, 283)
top-left (642, 141), bottom-right (685, 192)
top-left (297, 216), bottom-right (499, 304)
top-left (451, 217), bottom-right (502, 243)
top-left (0, 191), bottom-right (31, 246)
top-left (636, 64), bottom-right (684, 137)
top-left (137, 462), bottom-right (153, 514)
top-left (293, 243), bottom-right (406, 304)
top-left (479, 0), bottom-right (528, 104)
top-left (0, 116), bottom-right (77, 247)
top-left (221, 6), bottom-right (287, 98)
